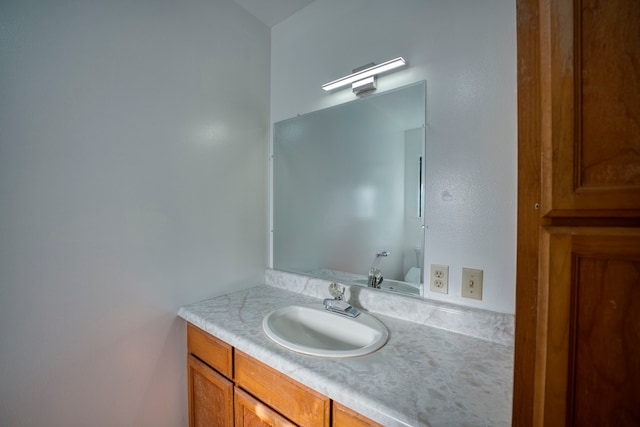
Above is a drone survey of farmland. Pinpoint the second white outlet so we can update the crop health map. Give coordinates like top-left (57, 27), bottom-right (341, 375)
top-left (430, 264), bottom-right (449, 294)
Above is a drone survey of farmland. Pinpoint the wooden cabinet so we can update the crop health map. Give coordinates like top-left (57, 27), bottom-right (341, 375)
top-left (234, 351), bottom-right (330, 427)
top-left (538, 0), bottom-right (640, 217)
top-left (234, 387), bottom-right (296, 427)
top-left (515, 0), bottom-right (640, 425)
top-left (186, 323), bottom-right (375, 427)
top-left (187, 323), bottom-right (233, 378)
top-left (535, 228), bottom-right (640, 425)
top-left (187, 355), bottom-right (233, 427)
top-left (332, 402), bottom-right (383, 427)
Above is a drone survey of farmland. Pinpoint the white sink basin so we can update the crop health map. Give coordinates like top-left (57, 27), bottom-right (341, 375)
top-left (262, 304), bottom-right (389, 358)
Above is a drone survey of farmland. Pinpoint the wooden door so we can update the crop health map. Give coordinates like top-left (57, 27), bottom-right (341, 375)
top-left (188, 355), bottom-right (234, 427)
top-left (332, 402), bottom-right (383, 427)
top-left (234, 387), bottom-right (297, 427)
top-left (539, 0), bottom-right (640, 216)
top-left (535, 228), bottom-right (640, 425)
top-left (515, 0), bottom-right (640, 425)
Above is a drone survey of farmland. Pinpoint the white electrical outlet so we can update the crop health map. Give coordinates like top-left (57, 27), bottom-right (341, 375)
top-left (430, 264), bottom-right (449, 294)
top-left (461, 268), bottom-right (483, 300)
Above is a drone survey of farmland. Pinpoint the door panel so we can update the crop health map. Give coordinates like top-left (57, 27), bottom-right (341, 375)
top-left (535, 227), bottom-right (640, 426)
top-left (234, 388), bottom-right (296, 427)
top-left (539, 0), bottom-right (640, 216)
top-left (188, 355), bottom-right (234, 427)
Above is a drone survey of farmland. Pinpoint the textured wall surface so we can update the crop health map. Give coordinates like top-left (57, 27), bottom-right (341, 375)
top-left (0, 0), bottom-right (269, 425)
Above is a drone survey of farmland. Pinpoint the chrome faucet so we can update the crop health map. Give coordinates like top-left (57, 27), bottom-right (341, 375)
top-left (323, 283), bottom-right (360, 318)
top-left (367, 267), bottom-right (384, 288)
top-left (367, 250), bottom-right (389, 288)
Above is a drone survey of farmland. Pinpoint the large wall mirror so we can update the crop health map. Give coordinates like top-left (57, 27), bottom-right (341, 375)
top-left (273, 81), bottom-right (426, 297)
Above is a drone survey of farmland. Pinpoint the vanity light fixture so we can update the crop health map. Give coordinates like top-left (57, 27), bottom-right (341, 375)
top-left (322, 57), bottom-right (407, 96)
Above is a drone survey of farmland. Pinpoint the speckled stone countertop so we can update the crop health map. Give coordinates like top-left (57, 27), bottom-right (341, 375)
top-left (178, 282), bottom-right (513, 426)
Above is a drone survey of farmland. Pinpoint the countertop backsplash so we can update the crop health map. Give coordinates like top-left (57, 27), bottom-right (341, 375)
top-left (265, 269), bottom-right (515, 346)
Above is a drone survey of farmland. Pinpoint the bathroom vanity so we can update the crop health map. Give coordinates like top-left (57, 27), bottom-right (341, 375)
top-left (178, 271), bottom-right (514, 426)
top-left (186, 322), bottom-right (378, 426)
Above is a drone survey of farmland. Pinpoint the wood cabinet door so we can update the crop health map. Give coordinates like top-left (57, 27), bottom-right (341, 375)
top-left (188, 355), bottom-right (234, 427)
top-left (234, 387), bottom-right (297, 427)
top-left (332, 402), bottom-right (383, 427)
top-left (535, 227), bottom-right (640, 426)
top-left (539, 0), bottom-right (640, 217)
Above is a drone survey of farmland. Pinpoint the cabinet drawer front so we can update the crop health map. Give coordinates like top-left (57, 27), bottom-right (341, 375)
top-left (234, 351), bottom-right (330, 427)
top-left (187, 323), bottom-right (233, 378)
top-left (235, 387), bottom-right (297, 427)
top-left (333, 402), bottom-right (383, 427)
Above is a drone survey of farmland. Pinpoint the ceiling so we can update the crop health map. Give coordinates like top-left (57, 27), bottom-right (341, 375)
top-left (232, 0), bottom-right (316, 27)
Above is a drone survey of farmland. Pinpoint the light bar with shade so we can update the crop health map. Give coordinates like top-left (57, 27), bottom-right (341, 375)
top-left (322, 57), bottom-right (407, 95)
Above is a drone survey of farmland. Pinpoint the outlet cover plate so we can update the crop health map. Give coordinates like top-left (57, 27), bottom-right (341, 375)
top-left (430, 264), bottom-right (449, 294)
top-left (461, 268), bottom-right (483, 300)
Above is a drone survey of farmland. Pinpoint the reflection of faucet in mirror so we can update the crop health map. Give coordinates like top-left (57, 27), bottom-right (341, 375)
top-left (368, 251), bottom-right (389, 288)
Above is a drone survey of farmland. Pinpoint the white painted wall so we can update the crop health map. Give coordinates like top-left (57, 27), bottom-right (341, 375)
top-left (271, 0), bottom-right (517, 313)
top-left (0, 0), bottom-right (269, 425)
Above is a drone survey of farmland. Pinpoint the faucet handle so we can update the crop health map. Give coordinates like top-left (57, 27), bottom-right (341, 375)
top-left (328, 283), bottom-right (345, 300)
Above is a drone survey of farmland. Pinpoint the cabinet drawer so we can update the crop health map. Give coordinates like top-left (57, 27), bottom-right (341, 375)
top-left (333, 402), bottom-right (383, 427)
top-left (187, 323), bottom-right (233, 378)
top-left (234, 351), bottom-right (330, 427)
